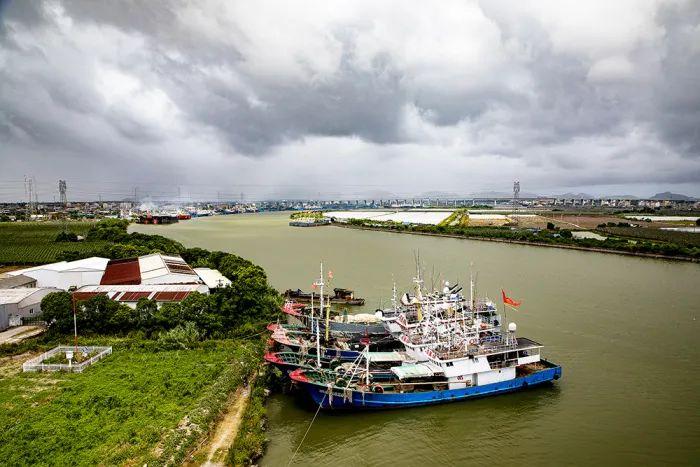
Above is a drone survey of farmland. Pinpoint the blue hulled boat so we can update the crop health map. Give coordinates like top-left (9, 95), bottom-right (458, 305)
top-left (290, 360), bottom-right (561, 409)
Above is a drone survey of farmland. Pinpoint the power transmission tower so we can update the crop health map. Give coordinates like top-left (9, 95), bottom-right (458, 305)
top-left (59, 180), bottom-right (68, 205)
top-left (513, 180), bottom-right (520, 208)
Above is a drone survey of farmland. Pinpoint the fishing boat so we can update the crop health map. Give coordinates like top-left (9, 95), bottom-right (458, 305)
top-left (290, 325), bottom-right (561, 409)
top-left (264, 350), bottom-right (408, 381)
top-left (289, 287), bottom-right (562, 409)
top-left (282, 300), bottom-right (388, 337)
top-left (284, 288), bottom-right (365, 306)
top-left (268, 322), bottom-right (401, 361)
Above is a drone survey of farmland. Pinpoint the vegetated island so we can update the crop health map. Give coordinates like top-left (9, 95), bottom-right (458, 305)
top-left (0, 219), bottom-right (281, 465)
top-left (333, 211), bottom-right (700, 262)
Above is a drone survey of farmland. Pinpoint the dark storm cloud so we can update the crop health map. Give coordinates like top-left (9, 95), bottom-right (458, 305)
top-left (0, 0), bottom-right (699, 200)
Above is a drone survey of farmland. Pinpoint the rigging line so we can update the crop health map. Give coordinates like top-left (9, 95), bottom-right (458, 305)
top-left (287, 392), bottom-right (327, 466)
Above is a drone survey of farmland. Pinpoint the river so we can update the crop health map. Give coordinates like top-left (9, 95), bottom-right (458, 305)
top-left (131, 212), bottom-right (700, 465)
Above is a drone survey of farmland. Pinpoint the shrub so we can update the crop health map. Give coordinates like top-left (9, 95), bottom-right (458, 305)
top-left (55, 231), bottom-right (78, 242)
top-left (157, 322), bottom-right (201, 350)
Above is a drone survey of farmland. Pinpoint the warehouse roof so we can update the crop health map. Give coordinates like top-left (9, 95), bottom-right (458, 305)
top-left (100, 254), bottom-right (200, 286)
top-left (194, 268), bottom-right (232, 289)
top-left (0, 274), bottom-right (36, 289)
top-left (9, 257), bottom-right (109, 274)
top-left (0, 288), bottom-right (62, 305)
top-left (75, 284), bottom-right (209, 303)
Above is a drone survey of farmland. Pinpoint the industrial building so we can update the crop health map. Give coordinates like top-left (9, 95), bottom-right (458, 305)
top-left (0, 288), bottom-right (61, 330)
top-left (73, 284), bottom-right (209, 308)
top-left (194, 268), bottom-right (232, 289)
top-left (100, 254), bottom-right (201, 285)
top-left (8, 257), bottom-right (109, 290)
top-left (0, 274), bottom-right (37, 289)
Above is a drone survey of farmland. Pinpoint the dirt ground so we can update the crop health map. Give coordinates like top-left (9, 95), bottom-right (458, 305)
top-left (185, 380), bottom-right (254, 467)
top-left (0, 265), bottom-right (26, 275)
top-left (0, 326), bottom-right (45, 345)
top-left (534, 214), bottom-right (622, 229)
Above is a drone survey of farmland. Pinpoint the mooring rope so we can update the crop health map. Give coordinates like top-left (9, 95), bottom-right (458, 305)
top-left (287, 392), bottom-right (327, 466)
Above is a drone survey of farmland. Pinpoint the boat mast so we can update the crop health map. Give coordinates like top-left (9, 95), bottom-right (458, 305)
top-left (319, 262), bottom-right (330, 342)
top-left (470, 264), bottom-right (475, 311)
top-left (311, 291), bottom-right (320, 367)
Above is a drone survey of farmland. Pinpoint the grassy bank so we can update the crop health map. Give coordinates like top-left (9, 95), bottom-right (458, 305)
top-left (337, 221), bottom-right (700, 261)
top-left (226, 366), bottom-right (276, 466)
top-left (0, 337), bottom-right (261, 466)
top-left (0, 222), bottom-right (106, 264)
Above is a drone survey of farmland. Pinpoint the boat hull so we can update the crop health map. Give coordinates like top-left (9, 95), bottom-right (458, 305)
top-left (293, 363), bottom-right (562, 410)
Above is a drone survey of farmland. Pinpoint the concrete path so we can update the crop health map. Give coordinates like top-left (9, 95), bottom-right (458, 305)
top-left (0, 325), bottom-right (45, 345)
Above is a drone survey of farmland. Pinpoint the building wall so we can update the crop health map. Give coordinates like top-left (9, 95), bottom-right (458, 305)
top-left (0, 305), bottom-right (9, 331)
top-left (21, 270), bottom-right (104, 290)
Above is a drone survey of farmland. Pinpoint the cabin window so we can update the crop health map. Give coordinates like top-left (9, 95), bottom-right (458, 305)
top-left (446, 362), bottom-right (454, 367)
top-left (29, 308), bottom-right (34, 315)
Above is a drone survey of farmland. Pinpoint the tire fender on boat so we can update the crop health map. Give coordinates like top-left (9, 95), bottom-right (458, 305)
top-left (372, 384), bottom-right (384, 394)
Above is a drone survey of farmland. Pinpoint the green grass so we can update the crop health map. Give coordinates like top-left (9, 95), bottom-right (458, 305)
top-left (0, 338), bottom-right (258, 466)
top-left (0, 222), bottom-right (106, 264)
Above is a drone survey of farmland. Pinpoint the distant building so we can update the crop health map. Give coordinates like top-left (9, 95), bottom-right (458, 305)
top-left (8, 257), bottom-right (110, 290)
top-left (73, 284), bottom-right (209, 308)
top-left (194, 268), bottom-right (232, 289)
top-left (0, 288), bottom-right (62, 330)
top-left (0, 274), bottom-right (37, 289)
top-left (100, 254), bottom-right (201, 286)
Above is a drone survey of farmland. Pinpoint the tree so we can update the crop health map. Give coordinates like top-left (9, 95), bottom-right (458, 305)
top-left (560, 229), bottom-right (573, 239)
top-left (546, 222), bottom-right (555, 230)
top-left (179, 293), bottom-right (222, 335)
top-left (40, 292), bottom-right (74, 333)
top-left (55, 231), bottom-right (78, 242)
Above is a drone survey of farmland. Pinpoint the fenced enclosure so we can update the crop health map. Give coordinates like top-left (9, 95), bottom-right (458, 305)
top-left (23, 346), bottom-right (112, 373)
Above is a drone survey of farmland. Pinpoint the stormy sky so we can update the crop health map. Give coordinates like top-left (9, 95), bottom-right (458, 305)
top-left (1, 0), bottom-right (699, 201)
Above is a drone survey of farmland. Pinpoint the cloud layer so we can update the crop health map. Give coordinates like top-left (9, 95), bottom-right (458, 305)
top-left (1, 0), bottom-right (699, 200)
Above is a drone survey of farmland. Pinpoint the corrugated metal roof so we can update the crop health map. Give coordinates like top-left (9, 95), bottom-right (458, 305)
top-left (0, 288), bottom-right (61, 305)
top-left (194, 268), bottom-right (232, 288)
top-left (0, 274), bottom-right (36, 288)
top-left (75, 284), bottom-right (208, 303)
top-left (9, 257), bottom-right (109, 274)
top-left (100, 258), bottom-right (141, 285)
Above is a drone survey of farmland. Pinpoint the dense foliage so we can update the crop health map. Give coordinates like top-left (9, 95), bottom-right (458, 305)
top-left (289, 210), bottom-right (324, 219)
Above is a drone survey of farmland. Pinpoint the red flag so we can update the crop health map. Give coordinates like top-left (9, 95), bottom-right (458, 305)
top-left (501, 289), bottom-right (521, 308)
top-left (328, 270), bottom-right (333, 280)
top-left (311, 282), bottom-right (317, 290)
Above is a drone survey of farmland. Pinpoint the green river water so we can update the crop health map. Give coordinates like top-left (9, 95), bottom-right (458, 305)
top-left (131, 212), bottom-right (700, 466)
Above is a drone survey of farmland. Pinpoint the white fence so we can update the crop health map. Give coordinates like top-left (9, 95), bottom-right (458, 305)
top-left (23, 346), bottom-right (112, 373)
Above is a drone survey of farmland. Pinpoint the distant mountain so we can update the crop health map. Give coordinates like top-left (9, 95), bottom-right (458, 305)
top-left (467, 191), bottom-right (541, 199)
top-left (649, 192), bottom-right (695, 201)
top-left (417, 191), bottom-right (464, 199)
top-left (552, 192), bottom-right (594, 199)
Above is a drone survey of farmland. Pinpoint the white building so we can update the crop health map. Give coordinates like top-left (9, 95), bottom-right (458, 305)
top-left (0, 288), bottom-right (62, 330)
top-left (8, 257), bottom-right (109, 290)
top-left (194, 268), bottom-right (232, 289)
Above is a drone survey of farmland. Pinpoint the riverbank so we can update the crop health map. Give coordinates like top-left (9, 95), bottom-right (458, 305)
top-left (334, 223), bottom-right (700, 263)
